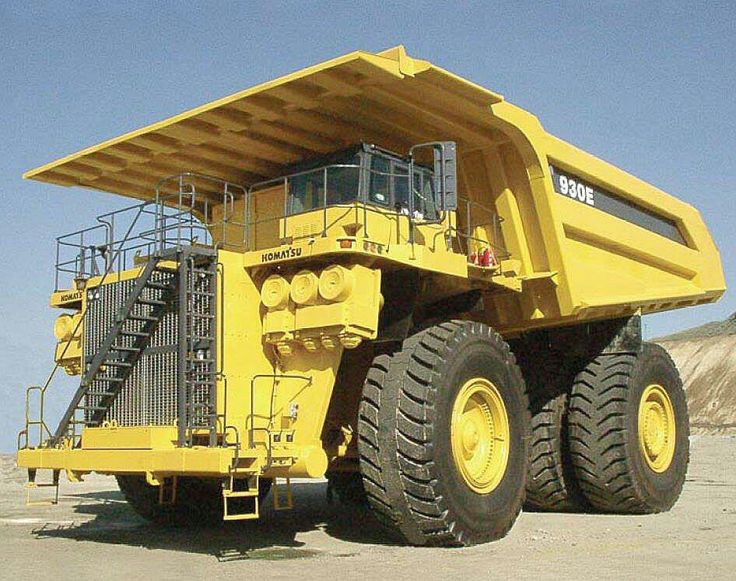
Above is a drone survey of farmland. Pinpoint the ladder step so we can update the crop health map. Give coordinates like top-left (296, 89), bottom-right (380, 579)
top-left (120, 330), bottom-right (151, 337)
top-left (222, 475), bottom-right (260, 520)
top-left (128, 314), bottom-right (159, 322)
top-left (111, 345), bottom-right (141, 352)
top-left (79, 405), bottom-right (108, 411)
top-left (145, 281), bottom-right (174, 291)
top-left (189, 291), bottom-right (215, 297)
top-left (272, 477), bottom-right (294, 511)
top-left (222, 490), bottom-right (258, 498)
top-left (104, 361), bottom-right (133, 368)
top-left (99, 377), bottom-right (125, 383)
top-left (138, 298), bottom-right (167, 306)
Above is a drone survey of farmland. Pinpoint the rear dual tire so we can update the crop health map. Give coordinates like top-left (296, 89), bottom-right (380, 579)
top-left (568, 343), bottom-right (689, 513)
top-left (516, 348), bottom-right (587, 512)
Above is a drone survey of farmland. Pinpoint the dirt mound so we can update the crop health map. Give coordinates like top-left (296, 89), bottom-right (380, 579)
top-left (656, 312), bottom-right (736, 342)
top-left (656, 314), bottom-right (736, 434)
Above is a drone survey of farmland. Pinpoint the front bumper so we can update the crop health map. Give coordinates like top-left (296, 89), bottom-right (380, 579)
top-left (17, 446), bottom-right (237, 477)
top-left (16, 426), bottom-right (327, 480)
top-left (17, 426), bottom-right (239, 478)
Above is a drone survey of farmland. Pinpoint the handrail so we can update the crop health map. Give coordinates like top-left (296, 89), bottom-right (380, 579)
top-left (245, 170), bottom-right (509, 261)
top-left (21, 173), bottom-right (247, 450)
top-left (55, 173), bottom-right (247, 290)
top-left (23, 168), bottom-right (510, 450)
top-left (247, 373), bottom-right (312, 473)
top-left (246, 163), bottom-right (444, 251)
top-left (24, 202), bottom-right (149, 448)
top-left (454, 196), bottom-right (509, 263)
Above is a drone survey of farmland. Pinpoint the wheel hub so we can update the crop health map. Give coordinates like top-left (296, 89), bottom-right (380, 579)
top-left (451, 378), bottom-right (510, 494)
top-left (461, 419), bottom-right (481, 455)
top-left (638, 384), bottom-right (676, 473)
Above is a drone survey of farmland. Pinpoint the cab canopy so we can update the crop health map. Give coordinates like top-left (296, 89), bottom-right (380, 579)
top-left (24, 45), bottom-right (507, 200)
top-left (23, 45), bottom-right (726, 332)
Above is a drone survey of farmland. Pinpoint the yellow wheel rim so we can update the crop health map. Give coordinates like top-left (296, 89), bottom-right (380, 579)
top-left (450, 378), bottom-right (510, 494)
top-left (638, 384), bottom-right (676, 473)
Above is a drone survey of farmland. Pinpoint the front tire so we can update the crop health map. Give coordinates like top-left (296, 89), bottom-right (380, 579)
top-left (357, 321), bottom-right (530, 546)
top-left (568, 343), bottom-right (689, 513)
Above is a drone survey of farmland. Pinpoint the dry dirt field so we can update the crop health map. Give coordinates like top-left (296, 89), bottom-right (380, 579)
top-left (1, 435), bottom-right (734, 580)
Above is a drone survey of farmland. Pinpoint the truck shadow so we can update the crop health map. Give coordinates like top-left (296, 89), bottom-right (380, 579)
top-left (30, 481), bottom-right (394, 560)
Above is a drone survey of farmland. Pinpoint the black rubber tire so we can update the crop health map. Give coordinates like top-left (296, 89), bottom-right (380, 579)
top-left (116, 475), bottom-right (272, 525)
top-left (526, 391), bottom-right (588, 511)
top-left (357, 320), bottom-right (530, 546)
top-left (326, 471), bottom-right (368, 506)
top-left (516, 349), bottom-right (587, 512)
top-left (568, 343), bottom-right (689, 513)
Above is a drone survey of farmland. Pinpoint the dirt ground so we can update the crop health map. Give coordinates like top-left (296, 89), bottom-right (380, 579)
top-left (1, 435), bottom-right (734, 580)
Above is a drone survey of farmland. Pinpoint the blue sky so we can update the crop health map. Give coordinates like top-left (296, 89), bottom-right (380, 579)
top-left (1, 2), bottom-right (734, 452)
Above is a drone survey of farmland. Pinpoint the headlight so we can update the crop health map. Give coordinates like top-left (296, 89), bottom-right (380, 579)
top-left (53, 314), bottom-right (74, 341)
top-left (318, 265), bottom-right (354, 302)
top-left (261, 275), bottom-right (290, 310)
top-left (290, 270), bottom-right (319, 305)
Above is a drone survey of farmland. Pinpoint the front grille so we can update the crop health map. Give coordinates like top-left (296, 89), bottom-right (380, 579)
top-left (84, 273), bottom-right (180, 426)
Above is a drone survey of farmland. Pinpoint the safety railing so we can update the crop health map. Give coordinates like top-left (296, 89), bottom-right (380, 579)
top-left (245, 163), bottom-right (440, 251)
top-left (54, 173), bottom-right (246, 291)
top-left (21, 173), bottom-right (246, 450)
top-left (247, 374), bottom-right (313, 472)
top-left (23, 168), bottom-right (510, 451)
top-left (454, 196), bottom-right (509, 267)
top-left (244, 163), bottom-right (509, 266)
top-left (17, 386), bottom-right (51, 451)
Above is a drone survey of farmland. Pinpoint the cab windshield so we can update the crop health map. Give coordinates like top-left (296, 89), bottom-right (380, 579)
top-left (369, 155), bottom-right (437, 220)
top-left (285, 146), bottom-right (438, 221)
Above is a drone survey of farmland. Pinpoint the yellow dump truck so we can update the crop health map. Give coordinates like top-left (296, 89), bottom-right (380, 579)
top-left (17, 46), bottom-right (725, 546)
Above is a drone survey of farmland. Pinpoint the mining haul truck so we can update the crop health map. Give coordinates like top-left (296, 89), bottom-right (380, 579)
top-left (17, 46), bottom-right (725, 546)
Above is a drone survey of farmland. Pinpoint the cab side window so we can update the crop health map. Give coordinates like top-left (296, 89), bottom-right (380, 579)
top-left (369, 156), bottom-right (391, 206)
top-left (393, 162), bottom-right (409, 209)
top-left (288, 172), bottom-right (324, 215)
top-left (414, 170), bottom-right (438, 221)
top-left (326, 155), bottom-right (361, 205)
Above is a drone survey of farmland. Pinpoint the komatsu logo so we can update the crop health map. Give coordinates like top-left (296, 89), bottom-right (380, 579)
top-left (60, 290), bottom-right (83, 303)
top-left (261, 247), bottom-right (302, 263)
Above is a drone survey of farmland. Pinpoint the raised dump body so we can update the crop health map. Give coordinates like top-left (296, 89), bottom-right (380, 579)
top-left (18, 46), bottom-right (724, 546)
top-left (25, 46), bottom-right (724, 332)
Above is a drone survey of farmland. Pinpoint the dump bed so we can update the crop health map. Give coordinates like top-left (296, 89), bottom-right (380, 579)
top-left (25, 45), bottom-right (724, 333)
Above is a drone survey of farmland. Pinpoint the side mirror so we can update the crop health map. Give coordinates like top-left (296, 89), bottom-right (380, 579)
top-left (409, 141), bottom-right (458, 215)
top-left (433, 142), bottom-right (457, 211)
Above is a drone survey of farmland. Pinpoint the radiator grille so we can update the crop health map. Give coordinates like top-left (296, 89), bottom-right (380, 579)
top-left (83, 272), bottom-right (179, 426)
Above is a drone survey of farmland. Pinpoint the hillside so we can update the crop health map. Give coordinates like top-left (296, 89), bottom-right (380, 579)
top-left (656, 312), bottom-right (736, 433)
